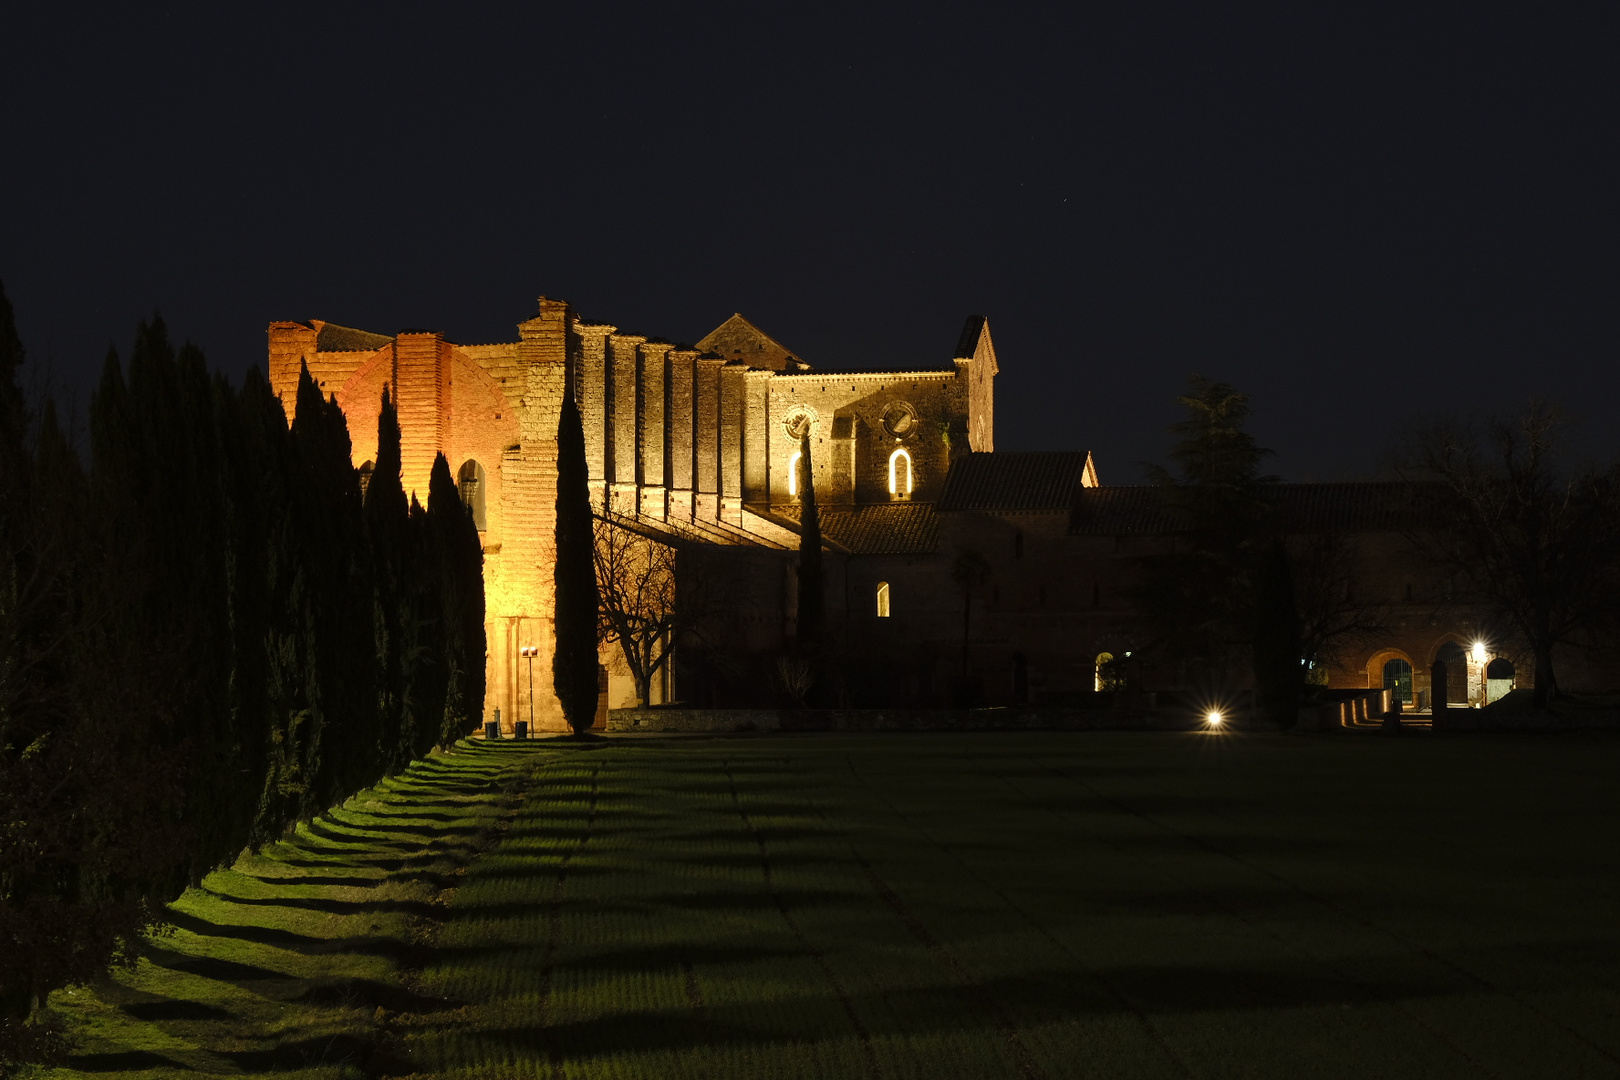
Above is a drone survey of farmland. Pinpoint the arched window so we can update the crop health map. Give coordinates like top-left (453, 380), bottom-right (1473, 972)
top-left (888, 448), bottom-right (912, 499)
top-left (876, 581), bottom-right (891, 618)
top-left (1382, 658), bottom-right (1413, 704)
top-left (1095, 652), bottom-right (1119, 692)
top-left (1485, 658), bottom-right (1515, 704)
top-left (458, 459), bottom-right (488, 531)
top-left (357, 460), bottom-right (375, 498)
top-left (788, 451), bottom-right (803, 498)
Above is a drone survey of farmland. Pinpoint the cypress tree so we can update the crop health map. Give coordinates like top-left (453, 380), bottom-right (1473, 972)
top-left (428, 451), bottom-right (484, 748)
top-left (796, 430), bottom-right (824, 646)
top-left (553, 386), bottom-right (599, 735)
top-left (367, 388), bottom-right (408, 772)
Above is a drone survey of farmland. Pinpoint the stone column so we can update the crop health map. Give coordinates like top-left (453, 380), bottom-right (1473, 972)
top-left (639, 340), bottom-right (672, 519)
top-left (571, 321), bottom-right (615, 511)
top-left (743, 369), bottom-right (772, 506)
top-left (695, 356), bottom-right (724, 522)
top-left (266, 321), bottom-right (318, 416)
top-left (719, 361), bottom-right (747, 525)
top-left (607, 333), bottom-right (646, 515)
top-left (667, 349), bottom-right (698, 522)
top-left (394, 331), bottom-right (449, 501)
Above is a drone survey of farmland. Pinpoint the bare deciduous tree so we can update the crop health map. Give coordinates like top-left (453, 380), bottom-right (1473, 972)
top-left (1395, 402), bottom-right (1620, 708)
top-left (593, 513), bottom-right (729, 707)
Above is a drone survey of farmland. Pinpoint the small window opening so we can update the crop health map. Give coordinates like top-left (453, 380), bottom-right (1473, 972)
top-left (876, 581), bottom-right (891, 618)
top-left (788, 451), bottom-right (803, 498)
top-left (458, 459), bottom-right (488, 531)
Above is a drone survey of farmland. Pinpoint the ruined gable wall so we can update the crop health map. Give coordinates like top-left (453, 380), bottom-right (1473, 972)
top-left (765, 371), bottom-right (964, 506)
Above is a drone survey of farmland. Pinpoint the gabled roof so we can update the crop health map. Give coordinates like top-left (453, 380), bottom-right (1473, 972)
top-left (1067, 482), bottom-right (1448, 535)
top-left (312, 320), bottom-right (394, 352)
top-left (695, 314), bottom-right (808, 371)
top-left (781, 502), bottom-right (939, 555)
top-left (938, 451), bottom-right (1098, 513)
top-left (954, 315), bottom-right (987, 359)
top-left (952, 315), bottom-right (999, 375)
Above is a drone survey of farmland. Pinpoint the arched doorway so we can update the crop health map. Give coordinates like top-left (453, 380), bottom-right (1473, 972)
top-left (1485, 657), bottom-right (1515, 703)
top-left (1436, 641), bottom-right (1468, 705)
top-left (1095, 652), bottom-right (1123, 692)
top-left (1382, 658), bottom-right (1413, 705)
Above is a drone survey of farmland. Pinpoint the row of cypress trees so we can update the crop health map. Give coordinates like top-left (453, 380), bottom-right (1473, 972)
top-left (0, 283), bottom-right (485, 1050)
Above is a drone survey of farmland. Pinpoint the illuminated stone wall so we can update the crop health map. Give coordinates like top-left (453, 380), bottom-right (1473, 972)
top-left (268, 299), bottom-right (994, 731)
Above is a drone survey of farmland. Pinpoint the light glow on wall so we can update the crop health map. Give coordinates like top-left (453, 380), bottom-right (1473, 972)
top-left (789, 452), bottom-right (802, 497)
top-left (888, 448), bottom-right (913, 497)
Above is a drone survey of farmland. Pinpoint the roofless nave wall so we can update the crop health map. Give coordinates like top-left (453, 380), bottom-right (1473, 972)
top-left (267, 298), bottom-right (1000, 731)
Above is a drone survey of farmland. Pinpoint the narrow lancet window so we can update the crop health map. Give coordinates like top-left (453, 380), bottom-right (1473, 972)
top-left (876, 581), bottom-right (891, 618)
top-left (888, 448), bottom-right (913, 499)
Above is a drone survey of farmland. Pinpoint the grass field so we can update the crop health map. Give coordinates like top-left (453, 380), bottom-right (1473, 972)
top-left (34, 731), bottom-right (1620, 1079)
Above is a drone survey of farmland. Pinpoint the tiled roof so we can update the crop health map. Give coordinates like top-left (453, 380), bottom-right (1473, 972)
top-left (781, 502), bottom-right (939, 555)
top-left (315, 322), bottom-right (393, 352)
top-left (1068, 482), bottom-right (1448, 535)
top-left (954, 315), bottom-right (988, 359)
top-left (938, 452), bottom-right (1094, 512)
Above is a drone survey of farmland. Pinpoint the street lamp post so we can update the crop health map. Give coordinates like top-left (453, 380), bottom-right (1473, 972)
top-left (520, 646), bottom-right (538, 738)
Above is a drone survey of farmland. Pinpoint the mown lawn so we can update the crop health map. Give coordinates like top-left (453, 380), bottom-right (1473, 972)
top-left (36, 731), bottom-right (1620, 1079)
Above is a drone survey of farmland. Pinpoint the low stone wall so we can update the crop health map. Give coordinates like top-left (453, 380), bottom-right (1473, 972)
top-left (607, 707), bottom-right (1201, 735)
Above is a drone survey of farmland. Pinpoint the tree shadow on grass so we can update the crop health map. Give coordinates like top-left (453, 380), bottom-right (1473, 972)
top-left (141, 945), bottom-right (288, 984)
top-left (162, 909), bottom-right (429, 964)
top-left (293, 978), bottom-right (461, 1014)
top-left (217, 1032), bottom-right (379, 1073)
top-left (200, 888), bottom-right (439, 919)
top-left (243, 872), bottom-right (384, 889)
top-left (118, 997), bottom-right (234, 1022)
top-left (65, 1049), bottom-right (196, 1072)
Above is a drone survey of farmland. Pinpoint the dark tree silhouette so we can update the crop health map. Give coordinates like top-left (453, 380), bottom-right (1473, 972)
top-left (1396, 402), bottom-right (1620, 708)
top-left (796, 430), bottom-right (823, 646)
top-left (553, 388), bottom-right (599, 734)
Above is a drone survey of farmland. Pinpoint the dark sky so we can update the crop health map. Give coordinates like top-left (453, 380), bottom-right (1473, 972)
top-left (4, 3), bottom-right (1616, 481)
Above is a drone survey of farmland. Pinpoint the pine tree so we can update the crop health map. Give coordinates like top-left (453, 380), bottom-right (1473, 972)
top-left (553, 387), bottom-right (599, 735)
top-left (796, 430), bottom-right (824, 646)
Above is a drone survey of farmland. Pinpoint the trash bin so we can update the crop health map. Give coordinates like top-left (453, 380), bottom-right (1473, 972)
top-left (515, 721), bottom-right (528, 740)
top-left (484, 721), bottom-right (500, 740)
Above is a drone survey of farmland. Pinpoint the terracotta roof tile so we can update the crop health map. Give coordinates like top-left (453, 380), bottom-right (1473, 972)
top-left (781, 502), bottom-right (939, 554)
top-left (938, 452), bottom-right (1093, 512)
top-left (1068, 482), bottom-right (1448, 534)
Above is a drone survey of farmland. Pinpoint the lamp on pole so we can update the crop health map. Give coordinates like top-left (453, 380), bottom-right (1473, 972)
top-left (520, 646), bottom-right (538, 737)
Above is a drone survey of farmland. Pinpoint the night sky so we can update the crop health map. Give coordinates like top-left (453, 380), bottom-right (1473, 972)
top-left (5, 4), bottom-right (1616, 481)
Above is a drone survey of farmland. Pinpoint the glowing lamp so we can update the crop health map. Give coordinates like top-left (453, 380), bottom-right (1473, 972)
top-left (1206, 710), bottom-right (1224, 726)
top-left (1471, 641), bottom-right (1487, 663)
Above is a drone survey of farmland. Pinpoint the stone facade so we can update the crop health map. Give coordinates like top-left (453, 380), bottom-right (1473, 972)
top-left (267, 299), bottom-right (997, 731)
top-left (270, 297), bottom-right (1618, 727)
